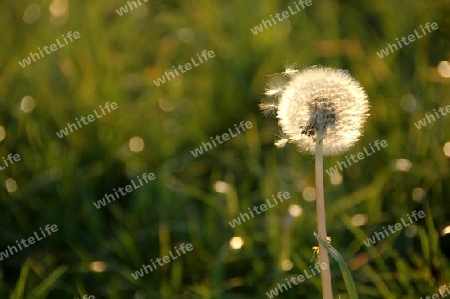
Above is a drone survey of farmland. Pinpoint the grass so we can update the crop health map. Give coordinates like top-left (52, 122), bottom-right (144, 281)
top-left (1, 0), bottom-right (450, 298)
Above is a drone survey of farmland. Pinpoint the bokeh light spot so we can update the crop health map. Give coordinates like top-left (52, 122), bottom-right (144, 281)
top-left (412, 188), bottom-right (425, 202)
top-left (437, 61), bottom-right (450, 78)
top-left (302, 187), bottom-right (316, 202)
top-left (393, 159), bottom-right (411, 172)
top-left (159, 97), bottom-right (176, 112)
top-left (130, 4), bottom-right (148, 18)
top-left (129, 136), bottom-right (144, 152)
top-left (213, 181), bottom-right (229, 193)
top-left (177, 28), bottom-right (194, 43)
top-left (441, 225), bottom-right (450, 236)
top-left (90, 261), bottom-right (106, 272)
top-left (6, 178), bottom-right (17, 193)
top-left (0, 126), bottom-right (5, 142)
top-left (23, 3), bottom-right (41, 24)
top-left (443, 142), bottom-right (450, 157)
top-left (20, 96), bottom-right (36, 113)
top-left (400, 94), bottom-right (417, 112)
top-left (288, 204), bottom-right (302, 217)
top-left (229, 236), bottom-right (244, 250)
top-left (405, 225), bottom-right (417, 237)
top-left (330, 172), bottom-right (342, 185)
top-left (351, 214), bottom-right (367, 227)
top-left (281, 259), bottom-right (293, 271)
top-left (49, 0), bottom-right (68, 17)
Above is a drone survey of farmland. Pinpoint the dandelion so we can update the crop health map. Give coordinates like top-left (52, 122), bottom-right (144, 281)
top-left (260, 66), bottom-right (369, 299)
top-left (261, 66), bottom-right (370, 156)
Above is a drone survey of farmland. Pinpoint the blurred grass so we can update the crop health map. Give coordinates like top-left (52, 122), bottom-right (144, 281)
top-left (1, 0), bottom-right (450, 298)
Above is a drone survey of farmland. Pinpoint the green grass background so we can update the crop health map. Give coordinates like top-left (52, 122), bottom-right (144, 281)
top-left (1, 0), bottom-right (450, 298)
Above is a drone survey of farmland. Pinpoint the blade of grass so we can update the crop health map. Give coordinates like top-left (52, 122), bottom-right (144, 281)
top-left (29, 265), bottom-right (68, 298)
top-left (314, 233), bottom-right (358, 299)
top-left (10, 259), bottom-right (32, 299)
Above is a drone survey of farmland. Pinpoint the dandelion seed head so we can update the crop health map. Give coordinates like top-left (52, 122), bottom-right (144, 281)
top-left (274, 137), bottom-right (288, 148)
top-left (264, 74), bottom-right (287, 97)
top-left (261, 66), bottom-right (370, 155)
top-left (283, 62), bottom-right (299, 77)
top-left (282, 68), bottom-right (298, 76)
top-left (265, 89), bottom-right (280, 96)
top-left (259, 102), bottom-right (278, 116)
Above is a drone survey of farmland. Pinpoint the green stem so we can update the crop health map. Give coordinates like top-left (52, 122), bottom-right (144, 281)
top-left (315, 129), bottom-right (333, 299)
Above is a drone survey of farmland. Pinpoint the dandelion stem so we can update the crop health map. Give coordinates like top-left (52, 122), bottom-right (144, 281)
top-left (315, 129), bottom-right (333, 299)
